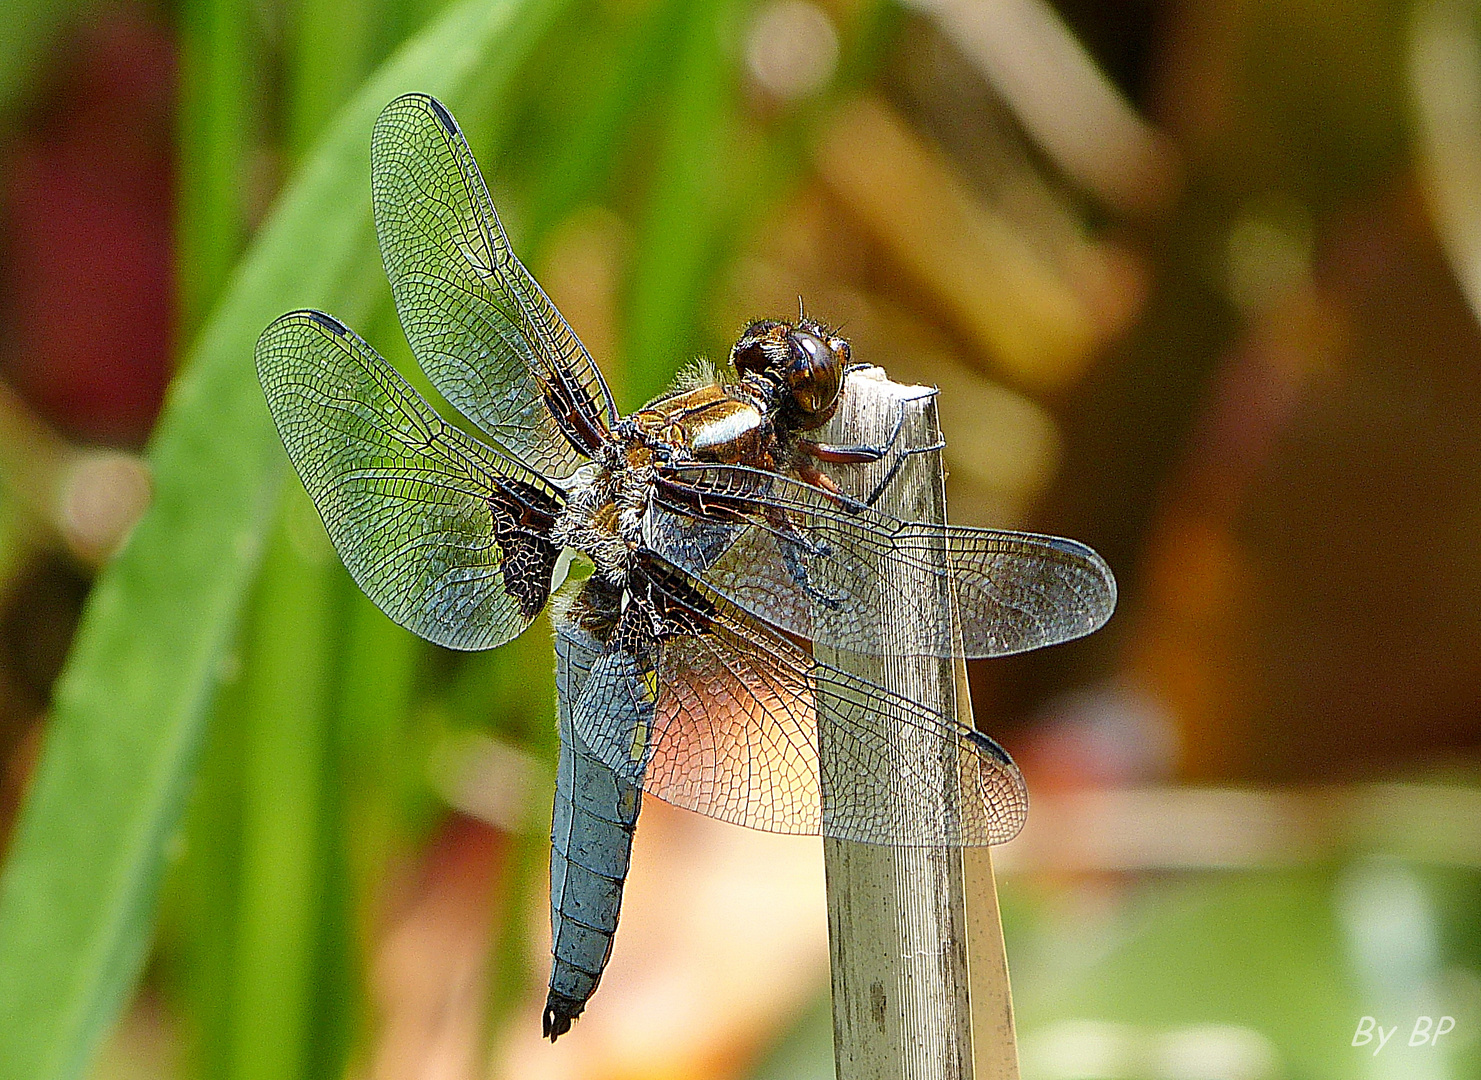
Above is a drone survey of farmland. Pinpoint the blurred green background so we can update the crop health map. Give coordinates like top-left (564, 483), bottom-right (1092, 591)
top-left (0, 0), bottom-right (1479, 1077)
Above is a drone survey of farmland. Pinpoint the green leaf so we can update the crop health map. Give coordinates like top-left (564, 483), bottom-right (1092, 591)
top-left (176, 0), bottom-right (253, 336)
top-left (0, 1), bottom-right (567, 1077)
top-left (225, 486), bottom-right (343, 1080)
top-left (625, 0), bottom-right (743, 405)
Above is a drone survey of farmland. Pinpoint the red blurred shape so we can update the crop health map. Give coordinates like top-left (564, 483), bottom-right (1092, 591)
top-left (0, 5), bottom-right (175, 445)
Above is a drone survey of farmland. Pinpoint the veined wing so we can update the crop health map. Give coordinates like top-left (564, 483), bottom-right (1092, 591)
top-left (570, 555), bottom-right (1026, 846)
top-left (647, 463), bottom-right (1116, 659)
top-left (257, 310), bottom-right (565, 650)
top-left (371, 93), bottom-right (616, 478)
top-left (555, 619), bottom-right (605, 729)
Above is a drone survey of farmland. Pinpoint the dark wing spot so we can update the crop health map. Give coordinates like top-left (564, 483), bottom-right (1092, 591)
top-left (424, 94), bottom-right (460, 136)
top-left (305, 309), bottom-right (345, 335)
top-left (488, 480), bottom-right (562, 619)
top-left (634, 553), bottom-right (715, 638)
top-left (966, 728), bottom-right (1016, 768)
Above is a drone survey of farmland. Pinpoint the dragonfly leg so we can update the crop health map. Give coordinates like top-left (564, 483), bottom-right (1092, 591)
top-left (799, 401), bottom-right (947, 507)
top-left (763, 502), bottom-right (846, 609)
top-left (858, 434), bottom-right (946, 507)
top-left (800, 388), bottom-right (908, 464)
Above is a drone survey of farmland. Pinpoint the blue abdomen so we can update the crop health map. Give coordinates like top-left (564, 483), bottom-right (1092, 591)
top-left (545, 624), bottom-right (643, 1040)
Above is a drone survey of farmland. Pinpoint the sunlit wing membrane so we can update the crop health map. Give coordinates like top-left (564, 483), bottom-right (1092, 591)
top-left (256, 310), bottom-right (564, 651)
top-left (569, 559), bottom-right (1028, 846)
top-left (370, 93), bottom-right (616, 478)
top-left (646, 601), bottom-right (820, 836)
top-left (648, 463), bottom-right (1117, 659)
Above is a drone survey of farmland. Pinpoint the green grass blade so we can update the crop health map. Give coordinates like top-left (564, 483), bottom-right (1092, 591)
top-left (624, 0), bottom-right (743, 403)
top-left (287, 0), bottom-right (376, 161)
top-left (520, 0), bottom-right (688, 247)
top-left (177, 0), bottom-right (253, 338)
top-left (0, 2), bottom-right (566, 1078)
top-left (226, 486), bottom-right (343, 1080)
top-left (168, 650), bottom-right (248, 1080)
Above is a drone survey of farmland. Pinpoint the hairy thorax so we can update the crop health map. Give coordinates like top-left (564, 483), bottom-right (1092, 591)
top-left (552, 372), bottom-right (798, 591)
top-left (629, 381), bottom-right (781, 468)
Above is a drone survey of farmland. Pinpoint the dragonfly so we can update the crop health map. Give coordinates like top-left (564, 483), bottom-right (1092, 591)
top-left (256, 93), bottom-right (1116, 1041)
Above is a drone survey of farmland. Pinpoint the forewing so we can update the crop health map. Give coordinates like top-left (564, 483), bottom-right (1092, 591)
top-left (570, 562), bottom-right (1027, 845)
top-left (257, 310), bottom-right (564, 651)
top-left (371, 93), bottom-right (615, 477)
top-left (649, 463), bottom-right (1116, 659)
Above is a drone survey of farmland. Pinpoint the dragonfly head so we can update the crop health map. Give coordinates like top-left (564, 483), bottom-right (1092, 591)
top-left (731, 315), bottom-right (849, 431)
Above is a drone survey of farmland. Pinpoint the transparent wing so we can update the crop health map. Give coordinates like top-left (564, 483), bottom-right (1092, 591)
top-left (647, 463), bottom-right (1116, 659)
top-left (257, 310), bottom-right (565, 651)
top-left (370, 93), bottom-right (616, 478)
top-left (554, 619), bottom-right (605, 731)
top-left (569, 560), bottom-right (1027, 846)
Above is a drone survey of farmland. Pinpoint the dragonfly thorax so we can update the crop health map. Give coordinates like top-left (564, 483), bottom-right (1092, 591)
top-left (551, 451), bottom-right (654, 590)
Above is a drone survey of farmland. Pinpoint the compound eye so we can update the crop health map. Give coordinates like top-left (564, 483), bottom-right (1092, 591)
top-left (786, 330), bottom-right (841, 417)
